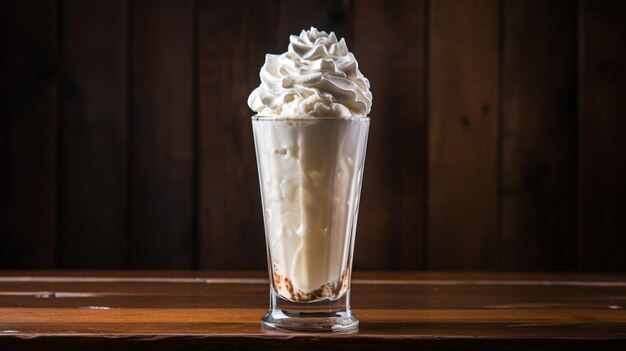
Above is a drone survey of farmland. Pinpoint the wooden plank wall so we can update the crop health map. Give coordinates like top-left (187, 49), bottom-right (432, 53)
top-left (129, 0), bottom-right (195, 268)
top-left (59, 0), bottom-right (128, 268)
top-left (578, 0), bottom-right (626, 270)
top-left (1, 0), bottom-right (624, 270)
top-left (500, 0), bottom-right (579, 270)
top-left (428, 0), bottom-right (499, 270)
top-left (1, 0), bottom-right (59, 268)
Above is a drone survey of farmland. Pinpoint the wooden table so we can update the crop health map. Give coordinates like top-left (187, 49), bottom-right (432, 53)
top-left (0, 271), bottom-right (625, 350)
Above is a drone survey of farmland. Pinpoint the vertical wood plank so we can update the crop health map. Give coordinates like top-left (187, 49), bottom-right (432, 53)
top-left (0, 1), bottom-right (9, 260)
top-left (277, 0), bottom-right (351, 43)
top-left (58, 0), bottom-right (128, 268)
top-left (131, 0), bottom-right (194, 268)
top-left (352, 0), bottom-right (427, 269)
top-left (579, 0), bottom-right (626, 270)
top-left (0, 0), bottom-right (59, 268)
top-left (500, 0), bottom-right (578, 270)
top-left (196, 0), bottom-right (277, 269)
top-left (428, 0), bottom-right (499, 270)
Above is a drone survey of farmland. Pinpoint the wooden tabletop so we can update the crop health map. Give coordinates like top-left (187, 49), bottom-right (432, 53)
top-left (0, 271), bottom-right (625, 350)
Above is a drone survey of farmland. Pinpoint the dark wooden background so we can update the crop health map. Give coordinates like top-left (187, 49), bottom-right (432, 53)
top-left (1, 0), bottom-right (624, 271)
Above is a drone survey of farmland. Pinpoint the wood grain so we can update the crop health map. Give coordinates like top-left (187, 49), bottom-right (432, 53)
top-left (130, 0), bottom-right (194, 268)
top-left (500, 0), bottom-right (578, 270)
top-left (0, 3), bottom-right (7, 265)
top-left (579, 0), bottom-right (626, 270)
top-left (427, 0), bottom-right (499, 270)
top-left (352, 0), bottom-right (426, 270)
top-left (196, 0), bottom-right (275, 269)
top-left (58, 0), bottom-right (129, 268)
top-left (1, 337), bottom-right (625, 351)
top-left (1, 1), bottom-right (626, 271)
top-left (277, 0), bottom-right (351, 43)
top-left (0, 0), bottom-right (59, 268)
top-left (0, 271), bottom-right (625, 350)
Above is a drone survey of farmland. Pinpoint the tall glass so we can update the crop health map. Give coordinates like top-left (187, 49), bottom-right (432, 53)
top-left (252, 116), bottom-right (369, 332)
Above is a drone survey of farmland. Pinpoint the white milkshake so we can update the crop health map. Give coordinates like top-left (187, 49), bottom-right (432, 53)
top-left (249, 28), bottom-right (371, 304)
top-left (253, 117), bottom-right (368, 301)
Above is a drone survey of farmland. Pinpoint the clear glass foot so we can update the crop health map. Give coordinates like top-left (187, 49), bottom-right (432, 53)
top-left (261, 288), bottom-right (359, 332)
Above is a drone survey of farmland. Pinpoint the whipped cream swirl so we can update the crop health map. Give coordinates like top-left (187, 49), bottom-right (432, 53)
top-left (248, 27), bottom-right (372, 118)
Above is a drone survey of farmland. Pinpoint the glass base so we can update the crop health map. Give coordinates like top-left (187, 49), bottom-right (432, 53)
top-left (261, 288), bottom-right (359, 332)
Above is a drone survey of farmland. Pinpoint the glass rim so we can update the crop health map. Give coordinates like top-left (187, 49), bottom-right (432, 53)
top-left (252, 115), bottom-right (370, 122)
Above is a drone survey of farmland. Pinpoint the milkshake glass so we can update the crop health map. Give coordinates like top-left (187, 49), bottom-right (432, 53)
top-left (253, 116), bottom-right (369, 331)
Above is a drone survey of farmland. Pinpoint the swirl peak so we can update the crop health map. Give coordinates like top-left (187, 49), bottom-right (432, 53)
top-left (248, 27), bottom-right (372, 118)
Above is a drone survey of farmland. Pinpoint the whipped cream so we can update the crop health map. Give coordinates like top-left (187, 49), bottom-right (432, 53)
top-left (248, 27), bottom-right (372, 118)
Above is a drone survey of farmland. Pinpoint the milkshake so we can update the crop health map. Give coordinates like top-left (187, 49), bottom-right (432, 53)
top-left (249, 27), bottom-right (371, 331)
